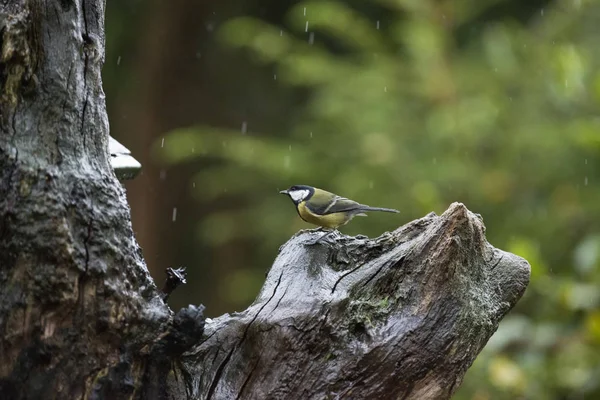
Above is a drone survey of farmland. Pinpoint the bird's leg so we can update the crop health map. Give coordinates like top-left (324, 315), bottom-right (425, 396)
top-left (308, 229), bottom-right (337, 246)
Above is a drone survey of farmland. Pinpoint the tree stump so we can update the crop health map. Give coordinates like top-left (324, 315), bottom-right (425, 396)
top-left (183, 204), bottom-right (529, 399)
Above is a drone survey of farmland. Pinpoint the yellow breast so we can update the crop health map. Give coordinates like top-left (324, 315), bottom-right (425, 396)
top-left (297, 202), bottom-right (350, 229)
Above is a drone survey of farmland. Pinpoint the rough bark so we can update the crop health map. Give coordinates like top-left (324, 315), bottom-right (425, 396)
top-left (184, 204), bottom-right (529, 400)
top-left (0, 1), bottom-right (181, 399)
top-left (0, 2), bottom-right (530, 400)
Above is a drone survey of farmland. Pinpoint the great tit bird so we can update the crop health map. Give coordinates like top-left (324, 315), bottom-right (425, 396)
top-left (280, 185), bottom-right (399, 244)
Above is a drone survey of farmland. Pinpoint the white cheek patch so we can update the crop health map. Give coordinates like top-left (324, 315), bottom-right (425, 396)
top-left (290, 190), bottom-right (309, 202)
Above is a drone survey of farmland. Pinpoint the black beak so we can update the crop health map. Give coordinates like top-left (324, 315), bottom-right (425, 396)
top-left (279, 190), bottom-right (289, 195)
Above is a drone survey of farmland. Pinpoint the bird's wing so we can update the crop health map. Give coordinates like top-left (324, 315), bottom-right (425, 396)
top-left (306, 195), bottom-right (364, 215)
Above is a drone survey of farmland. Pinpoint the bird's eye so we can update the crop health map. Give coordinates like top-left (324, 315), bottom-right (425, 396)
top-left (290, 186), bottom-right (298, 191)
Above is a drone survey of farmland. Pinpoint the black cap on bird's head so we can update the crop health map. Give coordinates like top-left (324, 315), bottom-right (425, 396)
top-left (279, 185), bottom-right (315, 204)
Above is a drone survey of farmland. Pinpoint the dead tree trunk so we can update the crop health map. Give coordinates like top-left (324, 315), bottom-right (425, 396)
top-left (0, 2), bottom-right (530, 400)
top-left (184, 204), bottom-right (529, 400)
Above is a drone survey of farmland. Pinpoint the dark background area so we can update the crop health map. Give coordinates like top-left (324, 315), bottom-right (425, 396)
top-left (104, 0), bottom-right (600, 398)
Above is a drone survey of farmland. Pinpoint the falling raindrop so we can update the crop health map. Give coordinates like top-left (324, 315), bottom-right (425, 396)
top-left (541, 8), bottom-right (544, 16)
top-left (117, 56), bottom-right (121, 65)
top-left (284, 155), bottom-right (291, 169)
top-left (305, 21), bottom-right (309, 32)
top-left (288, 145), bottom-right (292, 151)
top-left (303, 7), bottom-right (306, 16)
top-left (308, 32), bottom-right (314, 45)
top-left (584, 177), bottom-right (588, 186)
top-left (280, 30), bottom-right (283, 36)
top-left (193, 182), bottom-right (196, 188)
top-left (172, 207), bottom-right (178, 222)
top-left (309, 131), bottom-right (313, 138)
top-left (384, 86), bottom-right (387, 92)
top-left (161, 138), bottom-right (165, 148)
top-left (241, 121), bottom-right (248, 134)
top-left (376, 21), bottom-right (380, 30)
top-left (585, 159), bottom-right (588, 164)
top-left (191, 147), bottom-right (195, 153)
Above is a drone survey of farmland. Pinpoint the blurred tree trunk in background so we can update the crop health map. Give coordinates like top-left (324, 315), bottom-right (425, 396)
top-left (112, 2), bottom-right (180, 291)
top-left (108, 1), bottom-right (203, 307)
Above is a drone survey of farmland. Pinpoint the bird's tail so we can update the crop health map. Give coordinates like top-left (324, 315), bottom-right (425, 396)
top-left (359, 206), bottom-right (399, 213)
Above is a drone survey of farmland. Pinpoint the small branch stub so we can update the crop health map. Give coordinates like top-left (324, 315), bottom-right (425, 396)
top-left (162, 267), bottom-right (188, 302)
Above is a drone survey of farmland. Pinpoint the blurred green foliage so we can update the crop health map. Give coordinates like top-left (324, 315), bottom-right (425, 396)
top-left (158, 0), bottom-right (600, 398)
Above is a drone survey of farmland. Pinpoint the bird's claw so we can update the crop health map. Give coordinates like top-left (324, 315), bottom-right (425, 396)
top-left (306, 230), bottom-right (337, 246)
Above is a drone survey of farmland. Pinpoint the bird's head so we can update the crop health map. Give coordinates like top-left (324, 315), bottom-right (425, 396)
top-left (279, 185), bottom-right (314, 205)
